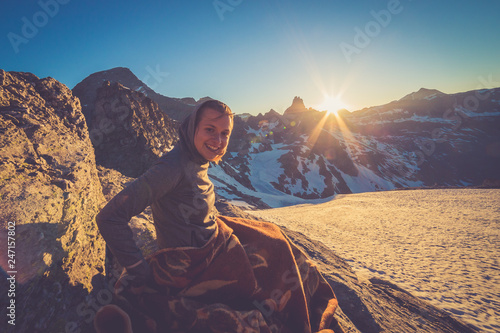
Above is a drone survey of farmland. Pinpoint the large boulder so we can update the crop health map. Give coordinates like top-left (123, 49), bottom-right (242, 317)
top-left (0, 70), bottom-right (105, 332)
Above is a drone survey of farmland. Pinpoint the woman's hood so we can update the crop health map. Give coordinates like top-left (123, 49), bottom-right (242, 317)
top-left (178, 99), bottom-right (216, 165)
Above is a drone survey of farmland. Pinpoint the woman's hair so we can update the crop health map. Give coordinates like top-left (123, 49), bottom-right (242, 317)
top-left (195, 100), bottom-right (234, 130)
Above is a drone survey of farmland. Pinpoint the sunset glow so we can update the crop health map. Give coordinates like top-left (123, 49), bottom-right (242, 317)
top-left (316, 95), bottom-right (349, 115)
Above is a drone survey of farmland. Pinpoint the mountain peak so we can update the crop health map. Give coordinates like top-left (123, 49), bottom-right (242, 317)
top-left (284, 96), bottom-right (308, 115)
top-left (72, 67), bottom-right (198, 121)
top-left (73, 67), bottom-right (141, 90)
top-left (97, 66), bottom-right (134, 76)
top-left (400, 88), bottom-right (444, 101)
top-left (291, 96), bottom-right (306, 108)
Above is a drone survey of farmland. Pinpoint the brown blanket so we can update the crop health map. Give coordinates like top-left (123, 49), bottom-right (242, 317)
top-left (113, 216), bottom-right (343, 333)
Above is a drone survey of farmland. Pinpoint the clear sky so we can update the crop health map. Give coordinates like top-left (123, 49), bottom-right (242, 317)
top-left (1, 0), bottom-right (499, 115)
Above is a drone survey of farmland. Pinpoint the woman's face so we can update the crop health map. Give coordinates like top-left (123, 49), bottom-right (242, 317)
top-left (194, 108), bottom-right (232, 162)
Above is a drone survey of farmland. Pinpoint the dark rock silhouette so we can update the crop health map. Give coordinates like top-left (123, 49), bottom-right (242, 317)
top-left (284, 96), bottom-right (309, 115)
top-left (399, 87), bottom-right (445, 102)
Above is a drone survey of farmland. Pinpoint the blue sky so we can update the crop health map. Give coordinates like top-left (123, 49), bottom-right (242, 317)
top-left (1, 0), bottom-right (499, 115)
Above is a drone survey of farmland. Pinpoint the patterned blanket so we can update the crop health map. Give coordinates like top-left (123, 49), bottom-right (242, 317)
top-left (110, 216), bottom-right (344, 333)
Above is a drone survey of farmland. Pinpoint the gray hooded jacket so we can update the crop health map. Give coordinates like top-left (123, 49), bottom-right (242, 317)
top-left (96, 100), bottom-right (218, 268)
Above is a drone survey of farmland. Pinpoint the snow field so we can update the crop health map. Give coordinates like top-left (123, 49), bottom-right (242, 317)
top-left (249, 189), bottom-right (500, 332)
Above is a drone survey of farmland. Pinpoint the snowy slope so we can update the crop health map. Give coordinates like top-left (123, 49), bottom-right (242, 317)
top-left (250, 188), bottom-right (500, 333)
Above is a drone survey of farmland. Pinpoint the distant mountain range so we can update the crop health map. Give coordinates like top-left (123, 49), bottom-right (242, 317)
top-left (68, 67), bottom-right (500, 208)
top-left (214, 90), bottom-right (500, 208)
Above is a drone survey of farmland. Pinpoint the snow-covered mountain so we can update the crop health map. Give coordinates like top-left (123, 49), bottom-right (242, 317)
top-left (212, 91), bottom-right (500, 208)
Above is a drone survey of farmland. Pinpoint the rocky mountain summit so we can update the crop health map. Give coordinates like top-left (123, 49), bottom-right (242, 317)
top-left (399, 88), bottom-right (445, 102)
top-left (73, 67), bottom-right (197, 122)
top-left (284, 96), bottom-right (310, 115)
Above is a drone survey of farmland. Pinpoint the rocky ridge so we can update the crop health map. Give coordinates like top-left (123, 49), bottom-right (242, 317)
top-left (284, 96), bottom-right (310, 115)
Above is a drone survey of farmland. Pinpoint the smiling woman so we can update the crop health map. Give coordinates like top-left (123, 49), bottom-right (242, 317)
top-left (194, 105), bottom-right (233, 163)
top-left (95, 99), bottom-right (345, 332)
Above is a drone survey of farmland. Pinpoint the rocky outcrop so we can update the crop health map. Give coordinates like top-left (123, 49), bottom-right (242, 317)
top-left (72, 67), bottom-right (196, 121)
top-left (82, 80), bottom-right (178, 177)
top-left (0, 70), bottom-right (106, 332)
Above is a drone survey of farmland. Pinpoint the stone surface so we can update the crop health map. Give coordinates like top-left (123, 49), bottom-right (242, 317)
top-left (80, 80), bottom-right (178, 177)
top-left (0, 70), bottom-right (106, 332)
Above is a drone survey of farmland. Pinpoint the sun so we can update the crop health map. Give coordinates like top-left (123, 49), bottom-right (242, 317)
top-left (317, 95), bottom-right (348, 115)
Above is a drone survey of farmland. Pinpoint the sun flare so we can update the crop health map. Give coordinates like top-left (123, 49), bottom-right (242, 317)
top-left (317, 95), bottom-right (348, 115)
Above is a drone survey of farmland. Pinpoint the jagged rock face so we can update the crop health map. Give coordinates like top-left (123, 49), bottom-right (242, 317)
top-left (212, 103), bottom-right (364, 205)
top-left (0, 70), bottom-right (105, 331)
top-left (85, 81), bottom-right (178, 178)
top-left (212, 91), bottom-right (500, 207)
top-left (73, 67), bottom-right (195, 121)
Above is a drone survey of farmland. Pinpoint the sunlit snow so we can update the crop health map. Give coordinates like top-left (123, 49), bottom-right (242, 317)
top-left (250, 189), bottom-right (500, 333)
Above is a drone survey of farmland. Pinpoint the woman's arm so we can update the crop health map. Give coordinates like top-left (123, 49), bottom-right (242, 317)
top-left (96, 157), bottom-right (181, 274)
